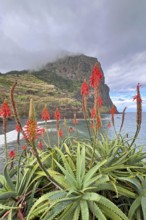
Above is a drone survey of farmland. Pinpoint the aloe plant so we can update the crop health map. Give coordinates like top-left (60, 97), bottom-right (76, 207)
top-left (0, 151), bottom-right (51, 219)
top-left (116, 175), bottom-right (146, 220)
top-left (27, 144), bottom-right (129, 220)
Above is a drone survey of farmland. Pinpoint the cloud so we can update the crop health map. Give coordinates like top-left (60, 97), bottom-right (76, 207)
top-left (118, 98), bottom-right (125, 101)
top-left (0, 0), bottom-right (145, 72)
top-left (0, 0), bottom-right (146, 111)
top-left (110, 90), bottom-right (146, 112)
top-left (105, 51), bottom-right (146, 92)
top-left (0, 0), bottom-right (104, 72)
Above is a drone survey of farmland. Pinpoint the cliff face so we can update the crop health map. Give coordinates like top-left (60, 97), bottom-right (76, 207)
top-left (0, 54), bottom-right (116, 118)
top-left (45, 55), bottom-right (97, 81)
top-left (44, 54), bottom-right (115, 111)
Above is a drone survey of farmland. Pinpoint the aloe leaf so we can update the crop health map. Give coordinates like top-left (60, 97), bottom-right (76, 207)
top-left (16, 150), bottom-right (25, 191)
top-left (85, 175), bottom-right (109, 189)
top-left (135, 207), bottom-right (142, 220)
top-left (18, 153), bottom-right (50, 195)
top-left (80, 200), bottom-right (89, 220)
top-left (42, 196), bottom-right (80, 220)
top-left (76, 144), bottom-right (81, 185)
top-left (63, 143), bottom-right (72, 156)
top-left (82, 192), bottom-right (101, 202)
top-left (55, 160), bottom-right (76, 187)
top-left (88, 201), bottom-right (106, 220)
top-left (27, 191), bottom-right (67, 220)
top-left (99, 204), bottom-right (123, 220)
top-left (26, 181), bottom-right (40, 215)
top-left (111, 151), bottom-right (130, 166)
top-left (57, 202), bottom-right (78, 220)
top-left (0, 191), bottom-right (17, 200)
top-left (0, 175), bottom-right (7, 188)
top-left (83, 159), bottom-right (107, 187)
top-left (141, 196), bottom-right (146, 219)
top-left (0, 203), bottom-right (18, 210)
top-left (42, 200), bottom-right (73, 220)
top-left (3, 164), bottom-right (15, 191)
top-left (47, 169), bottom-right (68, 188)
top-left (96, 183), bottom-right (136, 198)
top-left (73, 205), bottom-right (80, 220)
top-left (55, 148), bottom-right (75, 177)
top-left (99, 196), bottom-right (129, 220)
top-left (84, 175), bottom-right (102, 188)
top-left (117, 177), bottom-right (142, 194)
top-left (128, 196), bottom-right (141, 219)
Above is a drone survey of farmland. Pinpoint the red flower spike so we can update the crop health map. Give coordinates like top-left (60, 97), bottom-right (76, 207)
top-left (58, 128), bottom-right (63, 138)
top-left (42, 106), bottom-right (50, 121)
top-left (107, 121), bottom-right (111, 129)
top-left (73, 114), bottom-right (78, 125)
top-left (90, 123), bottom-right (94, 129)
top-left (69, 127), bottom-right (74, 133)
top-left (9, 150), bottom-right (15, 159)
top-left (0, 99), bottom-right (11, 118)
top-left (54, 108), bottom-right (61, 121)
top-left (73, 118), bottom-right (78, 125)
top-left (90, 64), bottom-right (102, 88)
top-left (133, 94), bottom-right (142, 103)
top-left (91, 107), bottom-right (96, 118)
top-left (97, 116), bottom-right (101, 129)
top-left (15, 124), bottom-right (21, 132)
top-left (97, 96), bottom-right (103, 108)
top-left (81, 79), bottom-right (89, 96)
top-left (22, 145), bottom-right (27, 150)
top-left (110, 106), bottom-right (116, 116)
top-left (133, 83), bottom-right (142, 102)
top-left (23, 119), bottom-right (45, 141)
top-left (137, 83), bottom-right (141, 90)
top-left (38, 141), bottom-right (43, 150)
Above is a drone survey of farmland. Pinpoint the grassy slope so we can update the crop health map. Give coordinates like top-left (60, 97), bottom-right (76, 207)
top-left (0, 72), bottom-right (82, 118)
top-left (0, 68), bottom-right (110, 118)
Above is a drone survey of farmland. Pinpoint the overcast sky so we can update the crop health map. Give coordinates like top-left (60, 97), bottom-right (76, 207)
top-left (0, 0), bottom-right (146, 111)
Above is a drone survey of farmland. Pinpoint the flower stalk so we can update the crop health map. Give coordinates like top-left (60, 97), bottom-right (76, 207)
top-left (0, 99), bottom-right (11, 163)
top-left (130, 83), bottom-right (142, 147)
top-left (89, 63), bottom-right (102, 166)
top-left (3, 117), bottom-right (8, 162)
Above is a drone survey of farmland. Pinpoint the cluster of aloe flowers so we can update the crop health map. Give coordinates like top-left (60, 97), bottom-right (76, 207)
top-left (0, 63), bottom-right (144, 220)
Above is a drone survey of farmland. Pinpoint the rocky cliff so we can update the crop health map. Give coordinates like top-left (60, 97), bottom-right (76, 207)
top-left (43, 54), bottom-right (114, 111)
top-left (0, 54), bottom-right (116, 118)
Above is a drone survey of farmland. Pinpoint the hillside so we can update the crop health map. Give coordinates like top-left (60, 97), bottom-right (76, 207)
top-left (0, 55), bottom-right (116, 119)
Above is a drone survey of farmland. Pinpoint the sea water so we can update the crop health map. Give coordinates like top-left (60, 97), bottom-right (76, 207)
top-left (0, 113), bottom-right (146, 172)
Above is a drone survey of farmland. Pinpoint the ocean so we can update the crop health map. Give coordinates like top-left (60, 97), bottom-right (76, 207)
top-left (0, 113), bottom-right (146, 172)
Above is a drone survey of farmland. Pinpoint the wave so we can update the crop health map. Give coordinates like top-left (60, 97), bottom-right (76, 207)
top-left (0, 130), bottom-right (21, 147)
top-left (0, 127), bottom-right (57, 147)
top-left (0, 117), bottom-right (111, 147)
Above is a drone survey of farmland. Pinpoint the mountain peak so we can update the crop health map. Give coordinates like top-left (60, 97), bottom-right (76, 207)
top-left (44, 54), bottom-right (101, 82)
top-left (0, 54), bottom-right (117, 117)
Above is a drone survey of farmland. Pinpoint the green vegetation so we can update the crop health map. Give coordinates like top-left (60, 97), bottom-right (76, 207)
top-left (0, 125), bottom-right (145, 219)
top-left (0, 72), bottom-right (82, 118)
top-left (33, 70), bottom-right (81, 92)
top-left (0, 66), bottom-right (144, 219)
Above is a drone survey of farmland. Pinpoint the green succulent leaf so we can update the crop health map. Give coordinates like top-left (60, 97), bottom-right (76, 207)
top-left (89, 201), bottom-right (106, 220)
top-left (80, 200), bottom-right (89, 220)
top-left (0, 191), bottom-right (17, 200)
top-left (141, 196), bottom-right (146, 220)
top-left (83, 159), bottom-right (107, 188)
top-left (0, 203), bottom-right (18, 210)
top-left (128, 196), bottom-right (141, 219)
top-left (3, 164), bottom-right (15, 191)
top-left (73, 205), bottom-right (80, 220)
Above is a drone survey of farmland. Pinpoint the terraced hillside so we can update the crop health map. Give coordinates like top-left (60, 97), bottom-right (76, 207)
top-left (0, 54), bottom-right (115, 119)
